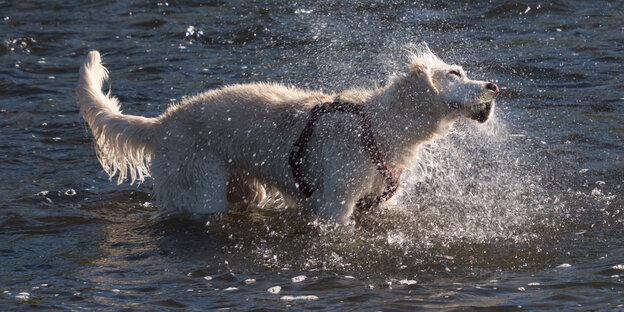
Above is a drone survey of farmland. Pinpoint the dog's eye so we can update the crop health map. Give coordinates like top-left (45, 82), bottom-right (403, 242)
top-left (449, 70), bottom-right (462, 78)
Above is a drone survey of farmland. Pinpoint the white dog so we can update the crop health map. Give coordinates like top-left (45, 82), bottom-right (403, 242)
top-left (76, 46), bottom-right (499, 224)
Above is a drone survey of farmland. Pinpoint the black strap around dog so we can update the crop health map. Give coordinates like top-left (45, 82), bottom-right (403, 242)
top-left (288, 101), bottom-right (402, 205)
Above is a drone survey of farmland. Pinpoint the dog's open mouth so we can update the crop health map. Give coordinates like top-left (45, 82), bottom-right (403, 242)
top-left (470, 101), bottom-right (494, 123)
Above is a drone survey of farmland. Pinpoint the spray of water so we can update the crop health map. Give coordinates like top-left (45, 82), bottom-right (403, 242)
top-left (389, 114), bottom-right (555, 246)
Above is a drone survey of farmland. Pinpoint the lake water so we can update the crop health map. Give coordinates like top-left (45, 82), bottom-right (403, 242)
top-left (1, 0), bottom-right (623, 310)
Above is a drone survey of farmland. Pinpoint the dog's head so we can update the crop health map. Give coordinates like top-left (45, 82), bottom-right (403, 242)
top-left (404, 45), bottom-right (499, 123)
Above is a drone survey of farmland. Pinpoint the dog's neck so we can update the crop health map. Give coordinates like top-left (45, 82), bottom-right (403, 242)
top-left (363, 78), bottom-right (453, 168)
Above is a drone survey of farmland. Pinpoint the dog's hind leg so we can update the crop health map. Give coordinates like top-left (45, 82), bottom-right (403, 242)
top-left (226, 170), bottom-right (266, 204)
top-left (151, 150), bottom-right (229, 217)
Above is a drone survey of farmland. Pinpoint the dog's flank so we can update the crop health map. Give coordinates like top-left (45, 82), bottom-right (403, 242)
top-left (77, 47), bottom-right (498, 224)
top-left (77, 51), bottom-right (159, 184)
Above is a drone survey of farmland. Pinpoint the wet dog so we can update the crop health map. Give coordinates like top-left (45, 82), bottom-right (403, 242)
top-left (76, 46), bottom-right (498, 224)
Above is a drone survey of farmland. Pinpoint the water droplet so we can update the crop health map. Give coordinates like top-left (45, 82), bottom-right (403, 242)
top-left (16, 292), bottom-right (30, 300)
top-left (267, 286), bottom-right (281, 294)
top-left (399, 279), bottom-right (417, 285)
top-left (294, 9), bottom-right (313, 14)
top-left (280, 295), bottom-right (319, 301)
top-left (186, 25), bottom-right (195, 37)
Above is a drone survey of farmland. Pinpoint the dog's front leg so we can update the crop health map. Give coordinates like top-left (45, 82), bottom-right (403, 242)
top-left (315, 161), bottom-right (371, 225)
top-left (314, 183), bottom-right (356, 225)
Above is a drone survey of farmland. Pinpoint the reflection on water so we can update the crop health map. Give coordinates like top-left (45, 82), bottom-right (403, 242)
top-left (1, 0), bottom-right (623, 310)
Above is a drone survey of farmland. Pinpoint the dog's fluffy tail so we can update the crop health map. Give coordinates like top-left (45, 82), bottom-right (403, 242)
top-left (77, 51), bottom-right (160, 184)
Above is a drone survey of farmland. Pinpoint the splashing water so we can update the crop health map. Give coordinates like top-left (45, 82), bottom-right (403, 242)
top-left (391, 114), bottom-right (558, 245)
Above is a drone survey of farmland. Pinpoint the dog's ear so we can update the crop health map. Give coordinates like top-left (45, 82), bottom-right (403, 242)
top-left (410, 62), bottom-right (439, 94)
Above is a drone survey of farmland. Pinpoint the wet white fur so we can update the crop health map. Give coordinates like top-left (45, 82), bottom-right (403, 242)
top-left (76, 46), bottom-right (497, 224)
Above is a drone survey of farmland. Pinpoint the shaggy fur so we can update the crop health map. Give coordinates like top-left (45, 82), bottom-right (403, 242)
top-left (77, 46), bottom-right (499, 224)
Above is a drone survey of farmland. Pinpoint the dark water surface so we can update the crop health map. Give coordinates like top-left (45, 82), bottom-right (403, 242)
top-left (1, 0), bottom-right (623, 310)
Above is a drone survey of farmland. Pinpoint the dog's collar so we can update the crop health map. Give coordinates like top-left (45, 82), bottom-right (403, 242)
top-left (288, 101), bottom-right (402, 204)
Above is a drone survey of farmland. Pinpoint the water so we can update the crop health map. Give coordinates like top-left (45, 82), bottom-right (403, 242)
top-left (1, 0), bottom-right (623, 310)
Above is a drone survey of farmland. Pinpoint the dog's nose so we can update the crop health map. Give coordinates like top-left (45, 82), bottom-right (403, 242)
top-left (486, 82), bottom-right (499, 95)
